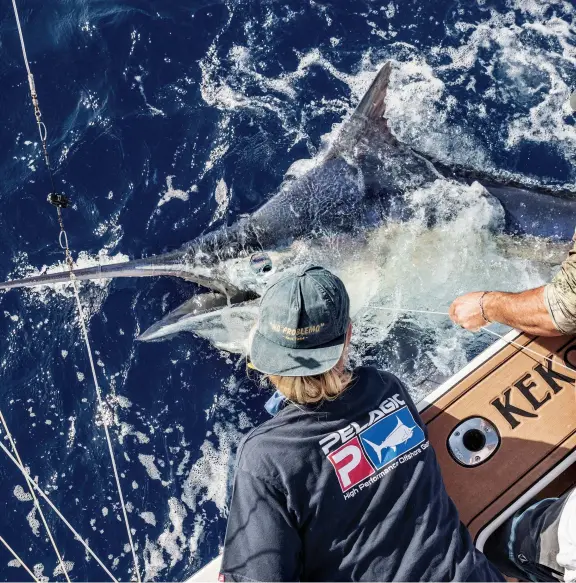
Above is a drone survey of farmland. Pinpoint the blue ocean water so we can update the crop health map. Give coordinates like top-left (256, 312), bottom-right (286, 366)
top-left (0, 0), bottom-right (575, 580)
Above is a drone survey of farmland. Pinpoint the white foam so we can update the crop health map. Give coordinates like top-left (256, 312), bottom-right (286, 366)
top-left (237, 411), bottom-right (252, 430)
top-left (115, 395), bottom-right (132, 409)
top-left (33, 563), bottom-right (48, 583)
top-left (134, 74), bottom-right (166, 117)
top-left (386, 59), bottom-right (490, 170)
top-left (413, 5), bottom-right (576, 174)
top-left (200, 43), bottom-right (379, 149)
top-left (140, 511), bottom-right (156, 526)
top-left (143, 538), bottom-right (166, 581)
top-left (188, 515), bottom-right (205, 557)
top-left (158, 498), bottom-right (187, 567)
top-left (181, 420), bottom-right (242, 514)
top-left (138, 454), bottom-right (170, 487)
top-left (209, 178), bottom-right (230, 226)
top-left (139, 454), bottom-right (161, 480)
top-left (13, 485), bottom-right (32, 502)
top-left (53, 561), bottom-right (74, 577)
top-left (157, 176), bottom-right (194, 207)
top-left (176, 450), bottom-right (190, 477)
top-left (27, 508), bottom-right (40, 536)
top-left (94, 208), bottom-right (124, 252)
top-left (120, 423), bottom-right (150, 445)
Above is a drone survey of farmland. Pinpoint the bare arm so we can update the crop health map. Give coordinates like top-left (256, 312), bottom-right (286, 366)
top-left (483, 287), bottom-right (562, 335)
top-left (449, 287), bottom-right (562, 336)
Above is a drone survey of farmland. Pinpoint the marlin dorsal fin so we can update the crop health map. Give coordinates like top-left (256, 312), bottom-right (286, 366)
top-left (352, 61), bottom-right (393, 125)
top-left (326, 61), bottom-right (397, 159)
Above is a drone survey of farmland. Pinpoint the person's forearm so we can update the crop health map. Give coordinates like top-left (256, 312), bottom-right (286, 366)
top-left (483, 287), bottom-right (562, 336)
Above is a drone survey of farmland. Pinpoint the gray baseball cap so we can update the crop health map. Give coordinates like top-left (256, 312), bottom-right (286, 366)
top-left (250, 265), bottom-right (350, 377)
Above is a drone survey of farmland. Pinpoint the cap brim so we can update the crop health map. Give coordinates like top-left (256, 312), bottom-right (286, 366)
top-left (250, 330), bottom-right (347, 377)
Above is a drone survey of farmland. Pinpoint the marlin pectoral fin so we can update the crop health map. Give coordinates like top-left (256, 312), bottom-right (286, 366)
top-left (137, 293), bottom-right (229, 342)
top-left (138, 295), bottom-right (259, 352)
top-left (327, 61), bottom-right (396, 159)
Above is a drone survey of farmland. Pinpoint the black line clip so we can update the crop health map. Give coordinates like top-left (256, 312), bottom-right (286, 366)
top-left (47, 192), bottom-right (70, 209)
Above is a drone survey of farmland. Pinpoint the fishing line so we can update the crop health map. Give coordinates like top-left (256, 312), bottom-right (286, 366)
top-left (369, 307), bottom-right (449, 316)
top-left (479, 326), bottom-right (576, 376)
top-left (0, 534), bottom-right (40, 582)
top-left (0, 411), bottom-right (70, 582)
top-left (368, 306), bottom-right (576, 377)
top-left (10, 1), bottom-right (141, 580)
top-left (0, 439), bottom-right (118, 582)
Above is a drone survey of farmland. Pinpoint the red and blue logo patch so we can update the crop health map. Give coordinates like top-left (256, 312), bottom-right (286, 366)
top-left (327, 407), bottom-right (425, 492)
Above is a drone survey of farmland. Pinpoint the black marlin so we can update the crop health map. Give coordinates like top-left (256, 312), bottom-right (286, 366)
top-left (1, 62), bottom-right (574, 351)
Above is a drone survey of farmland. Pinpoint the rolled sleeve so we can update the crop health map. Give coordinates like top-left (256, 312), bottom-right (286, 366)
top-left (544, 237), bottom-right (576, 335)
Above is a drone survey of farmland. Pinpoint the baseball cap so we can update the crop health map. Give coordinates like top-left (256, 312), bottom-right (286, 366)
top-left (250, 265), bottom-right (350, 377)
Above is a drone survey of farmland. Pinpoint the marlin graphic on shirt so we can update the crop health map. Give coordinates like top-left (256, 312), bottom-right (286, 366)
top-left (363, 418), bottom-right (417, 463)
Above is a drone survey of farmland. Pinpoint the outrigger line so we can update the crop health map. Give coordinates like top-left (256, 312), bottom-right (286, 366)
top-left (9, 1), bottom-right (141, 581)
top-left (0, 535), bottom-right (40, 582)
top-left (0, 438), bottom-right (119, 583)
top-left (0, 411), bottom-right (71, 583)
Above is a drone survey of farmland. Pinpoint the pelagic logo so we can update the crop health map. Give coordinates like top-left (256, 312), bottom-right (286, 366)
top-left (490, 347), bottom-right (576, 430)
top-left (319, 394), bottom-right (406, 455)
top-left (324, 403), bottom-right (426, 494)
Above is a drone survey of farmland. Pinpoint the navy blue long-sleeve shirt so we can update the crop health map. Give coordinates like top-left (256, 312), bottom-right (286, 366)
top-left (221, 366), bottom-right (504, 582)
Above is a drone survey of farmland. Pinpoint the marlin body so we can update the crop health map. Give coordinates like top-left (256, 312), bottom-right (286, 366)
top-left (1, 62), bottom-right (574, 352)
top-left (363, 418), bottom-right (416, 463)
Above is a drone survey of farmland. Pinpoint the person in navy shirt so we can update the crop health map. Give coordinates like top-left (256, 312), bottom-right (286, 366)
top-left (220, 265), bottom-right (504, 582)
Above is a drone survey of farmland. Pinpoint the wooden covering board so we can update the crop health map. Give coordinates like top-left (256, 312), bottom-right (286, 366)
top-left (421, 333), bottom-right (576, 541)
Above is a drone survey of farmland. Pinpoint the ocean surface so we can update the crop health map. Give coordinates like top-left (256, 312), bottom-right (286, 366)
top-left (0, 0), bottom-right (575, 580)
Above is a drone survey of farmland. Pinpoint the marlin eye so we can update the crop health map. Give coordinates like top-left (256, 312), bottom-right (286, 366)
top-left (250, 253), bottom-right (273, 275)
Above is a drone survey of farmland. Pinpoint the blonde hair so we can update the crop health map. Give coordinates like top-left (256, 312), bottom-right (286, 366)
top-left (247, 323), bottom-right (353, 405)
top-left (266, 367), bottom-right (353, 405)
